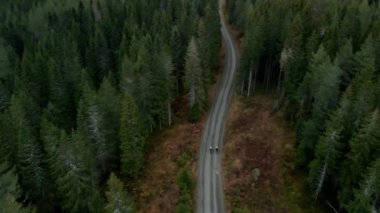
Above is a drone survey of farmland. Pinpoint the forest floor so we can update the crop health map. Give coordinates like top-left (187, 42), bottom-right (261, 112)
top-left (222, 93), bottom-right (323, 213)
top-left (132, 112), bottom-right (203, 212)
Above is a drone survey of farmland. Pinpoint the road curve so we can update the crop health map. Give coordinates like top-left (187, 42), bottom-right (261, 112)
top-left (196, 0), bottom-right (239, 212)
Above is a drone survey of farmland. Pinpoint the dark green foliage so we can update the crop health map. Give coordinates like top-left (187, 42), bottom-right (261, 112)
top-left (339, 109), bottom-right (380, 206)
top-left (0, 0), bottom-right (219, 211)
top-left (176, 169), bottom-right (193, 213)
top-left (347, 158), bottom-right (380, 213)
top-left (49, 131), bottom-right (104, 213)
top-left (120, 92), bottom-right (145, 179)
top-left (185, 37), bottom-right (206, 122)
top-left (9, 92), bottom-right (55, 211)
top-left (231, 0), bottom-right (380, 211)
top-left (297, 46), bottom-right (342, 166)
top-left (0, 163), bottom-right (32, 213)
top-left (105, 173), bottom-right (133, 213)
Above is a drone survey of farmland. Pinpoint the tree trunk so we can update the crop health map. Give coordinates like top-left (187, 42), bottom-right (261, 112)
top-left (277, 68), bottom-right (282, 93)
top-left (190, 85), bottom-right (195, 107)
top-left (266, 57), bottom-right (272, 91)
top-left (315, 162), bottom-right (328, 201)
top-left (372, 195), bottom-right (378, 212)
top-left (241, 77), bottom-right (245, 94)
top-left (168, 101), bottom-right (172, 126)
top-left (176, 79), bottom-right (179, 96)
top-left (247, 66), bottom-right (253, 97)
top-left (263, 61), bottom-right (268, 91)
top-left (272, 88), bottom-right (286, 114)
top-left (253, 65), bottom-right (258, 93)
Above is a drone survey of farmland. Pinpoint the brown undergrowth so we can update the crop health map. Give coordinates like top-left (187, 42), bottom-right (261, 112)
top-left (222, 94), bottom-right (322, 213)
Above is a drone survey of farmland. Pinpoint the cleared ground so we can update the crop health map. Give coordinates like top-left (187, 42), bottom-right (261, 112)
top-left (132, 94), bottom-right (204, 212)
top-left (222, 94), bottom-right (322, 213)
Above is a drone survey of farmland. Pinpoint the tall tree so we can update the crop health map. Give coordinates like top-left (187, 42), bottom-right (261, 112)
top-left (339, 109), bottom-right (380, 205)
top-left (105, 173), bottom-right (133, 213)
top-left (120, 92), bottom-right (145, 179)
top-left (184, 37), bottom-right (205, 122)
top-left (297, 46), bottom-right (342, 166)
top-left (52, 131), bottom-right (104, 213)
top-left (9, 93), bottom-right (54, 211)
top-left (347, 158), bottom-right (380, 213)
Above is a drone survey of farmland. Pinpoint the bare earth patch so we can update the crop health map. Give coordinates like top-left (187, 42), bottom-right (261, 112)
top-left (133, 118), bottom-right (203, 213)
top-left (222, 94), bottom-right (322, 213)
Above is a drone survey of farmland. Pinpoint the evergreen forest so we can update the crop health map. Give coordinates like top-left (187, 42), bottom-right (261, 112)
top-left (0, 0), bottom-right (220, 212)
top-left (0, 0), bottom-right (380, 212)
top-left (227, 0), bottom-right (380, 211)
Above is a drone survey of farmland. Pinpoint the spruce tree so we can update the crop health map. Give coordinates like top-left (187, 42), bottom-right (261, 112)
top-left (297, 46), bottom-right (342, 166)
top-left (53, 132), bottom-right (104, 213)
top-left (105, 173), bottom-right (133, 213)
top-left (170, 26), bottom-right (184, 95)
top-left (0, 163), bottom-right (31, 213)
top-left (308, 104), bottom-right (346, 200)
top-left (9, 93), bottom-right (54, 211)
top-left (120, 92), bottom-right (145, 179)
top-left (339, 109), bottom-right (380, 206)
top-left (184, 37), bottom-right (205, 122)
top-left (347, 158), bottom-right (380, 213)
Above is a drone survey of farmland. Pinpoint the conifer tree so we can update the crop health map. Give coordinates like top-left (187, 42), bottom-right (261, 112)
top-left (9, 93), bottom-right (54, 211)
top-left (297, 46), bottom-right (342, 166)
top-left (184, 37), bottom-right (205, 122)
top-left (339, 109), bottom-right (380, 205)
top-left (170, 26), bottom-right (184, 95)
top-left (347, 158), bottom-right (380, 213)
top-left (97, 77), bottom-right (120, 171)
top-left (0, 162), bottom-right (31, 213)
top-left (308, 98), bottom-right (347, 200)
top-left (53, 132), bottom-right (104, 213)
top-left (120, 92), bottom-right (145, 179)
top-left (282, 14), bottom-right (305, 119)
top-left (105, 173), bottom-right (133, 213)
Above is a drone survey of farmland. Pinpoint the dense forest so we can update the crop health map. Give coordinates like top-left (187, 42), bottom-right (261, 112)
top-left (226, 0), bottom-right (380, 212)
top-left (0, 0), bottom-right (220, 212)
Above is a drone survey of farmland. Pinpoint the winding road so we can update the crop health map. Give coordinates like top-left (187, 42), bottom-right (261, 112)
top-left (196, 0), bottom-right (239, 212)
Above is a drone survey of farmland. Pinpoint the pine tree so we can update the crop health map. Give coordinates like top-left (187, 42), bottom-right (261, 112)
top-left (0, 140), bottom-right (27, 213)
top-left (184, 37), bottom-right (205, 122)
top-left (97, 77), bottom-right (120, 172)
top-left (150, 50), bottom-right (175, 128)
top-left (9, 93), bottom-right (54, 211)
top-left (297, 46), bottom-right (342, 166)
top-left (335, 38), bottom-right (355, 87)
top-left (204, 2), bottom-right (221, 70)
top-left (239, 5), bottom-right (265, 96)
top-left (283, 14), bottom-right (306, 120)
top-left (0, 163), bottom-right (31, 213)
top-left (105, 173), bottom-right (133, 213)
top-left (120, 92), bottom-right (145, 179)
top-left (339, 109), bottom-right (380, 206)
top-left (308, 102), bottom-right (346, 200)
top-left (347, 158), bottom-right (380, 213)
top-left (197, 19), bottom-right (211, 86)
top-left (53, 132), bottom-right (104, 213)
top-left (0, 43), bottom-right (14, 110)
top-left (170, 26), bottom-right (184, 95)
